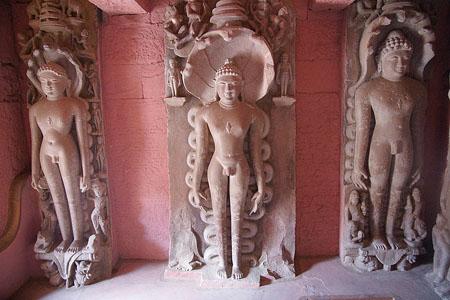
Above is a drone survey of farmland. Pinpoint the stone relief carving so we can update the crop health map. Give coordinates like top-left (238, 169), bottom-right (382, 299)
top-left (341, 0), bottom-right (435, 272)
top-left (164, 0), bottom-right (296, 287)
top-left (427, 75), bottom-right (450, 299)
top-left (20, 0), bottom-right (112, 287)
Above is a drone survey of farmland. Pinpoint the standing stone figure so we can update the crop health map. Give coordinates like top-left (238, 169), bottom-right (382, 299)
top-left (167, 58), bottom-right (182, 97)
top-left (192, 59), bottom-right (265, 279)
top-left (29, 62), bottom-right (90, 253)
top-left (351, 30), bottom-right (426, 251)
top-left (276, 52), bottom-right (292, 96)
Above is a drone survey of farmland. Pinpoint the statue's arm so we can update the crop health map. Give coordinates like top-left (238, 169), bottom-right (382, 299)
top-left (250, 110), bottom-right (265, 201)
top-left (192, 109), bottom-right (208, 196)
top-left (29, 107), bottom-right (42, 189)
top-left (74, 100), bottom-right (91, 191)
top-left (411, 87), bottom-right (427, 184)
top-left (352, 86), bottom-right (371, 190)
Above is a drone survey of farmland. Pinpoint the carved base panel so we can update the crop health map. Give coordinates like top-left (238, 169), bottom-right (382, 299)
top-left (36, 235), bottom-right (111, 288)
top-left (165, 266), bottom-right (262, 288)
top-left (342, 245), bottom-right (425, 272)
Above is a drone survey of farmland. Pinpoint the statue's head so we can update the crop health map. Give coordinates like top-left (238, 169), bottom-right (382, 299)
top-left (37, 62), bottom-right (70, 100)
top-left (378, 30), bottom-right (413, 81)
top-left (215, 58), bottom-right (243, 104)
top-left (349, 190), bottom-right (360, 206)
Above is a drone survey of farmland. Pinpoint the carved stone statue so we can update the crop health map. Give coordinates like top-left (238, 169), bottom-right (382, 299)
top-left (185, 0), bottom-right (209, 38)
top-left (30, 62), bottom-right (90, 253)
top-left (341, 0), bottom-right (434, 272)
top-left (276, 52), bottom-right (292, 97)
top-left (192, 59), bottom-right (266, 279)
top-left (164, 5), bottom-right (188, 49)
top-left (345, 190), bottom-right (366, 245)
top-left (21, 0), bottom-right (112, 287)
top-left (352, 30), bottom-right (426, 251)
top-left (165, 0), bottom-right (296, 287)
top-left (167, 58), bottom-right (182, 97)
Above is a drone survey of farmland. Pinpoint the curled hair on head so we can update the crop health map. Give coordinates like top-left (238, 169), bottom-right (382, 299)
top-left (375, 30), bottom-right (413, 75)
top-left (215, 58), bottom-right (242, 80)
top-left (37, 62), bottom-right (69, 79)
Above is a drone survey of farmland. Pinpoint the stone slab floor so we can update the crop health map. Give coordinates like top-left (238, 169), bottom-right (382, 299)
top-left (12, 258), bottom-right (439, 300)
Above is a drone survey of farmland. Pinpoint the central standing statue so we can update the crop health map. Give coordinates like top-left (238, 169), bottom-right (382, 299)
top-left (192, 59), bottom-right (265, 279)
top-left (352, 30), bottom-right (426, 250)
top-left (29, 62), bottom-right (90, 253)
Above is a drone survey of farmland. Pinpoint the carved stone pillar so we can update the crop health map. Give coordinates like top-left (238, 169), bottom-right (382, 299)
top-left (164, 0), bottom-right (296, 287)
top-left (340, 0), bottom-right (435, 272)
top-left (19, 0), bottom-right (112, 287)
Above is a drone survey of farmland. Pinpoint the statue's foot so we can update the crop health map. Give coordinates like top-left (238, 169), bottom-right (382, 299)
top-left (55, 240), bottom-right (71, 253)
top-left (387, 235), bottom-right (406, 250)
top-left (426, 272), bottom-right (445, 285)
top-left (67, 240), bottom-right (85, 253)
top-left (371, 237), bottom-right (388, 250)
top-left (217, 266), bottom-right (227, 279)
top-left (232, 267), bottom-right (243, 280)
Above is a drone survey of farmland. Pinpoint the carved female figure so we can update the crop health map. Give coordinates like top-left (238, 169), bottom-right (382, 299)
top-left (30, 62), bottom-right (90, 253)
top-left (352, 30), bottom-right (426, 251)
top-left (192, 59), bottom-right (265, 279)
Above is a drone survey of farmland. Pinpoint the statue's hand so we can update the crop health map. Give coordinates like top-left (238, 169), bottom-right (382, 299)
top-left (250, 191), bottom-right (264, 215)
top-left (31, 174), bottom-right (40, 191)
top-left (409, 168), bottom-right (421, 188)
top-left (80, 176), bottom-right (91, 193)
top-left (192, 189), bottom-right (207, 212)
top-left (351, 168), bottom-right (368, 190)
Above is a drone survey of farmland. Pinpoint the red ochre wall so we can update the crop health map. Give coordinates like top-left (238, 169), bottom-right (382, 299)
top-left (100, 0), bottom-right (343, 261)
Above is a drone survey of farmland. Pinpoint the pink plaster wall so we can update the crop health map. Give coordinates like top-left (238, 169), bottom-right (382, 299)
top-left (0, 2), bottom-right (41, 298)
top-left (101, 0), bottom-right (344, 261)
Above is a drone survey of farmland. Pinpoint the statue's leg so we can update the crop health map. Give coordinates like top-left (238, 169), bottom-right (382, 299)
top-left (59, 151), bottom-right (84, 253)
top-left (368, 141), bottom-right (391, 250)
top-left (229, 161), bottom-right (250, 280)
top-left (41, 154), bottom-right (72, 252)
top-left (386, 149), bottom-right (412, 249)
top-left (208, 158), bottom-right (228, 279)
top-left (431, 232), bottom-right (450, 283)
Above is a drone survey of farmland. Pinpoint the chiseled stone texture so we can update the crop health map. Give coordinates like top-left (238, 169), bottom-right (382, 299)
top-left (101, 0), bottom-right (343, 261)
top-left (89, 0), bottom-right (150, 15)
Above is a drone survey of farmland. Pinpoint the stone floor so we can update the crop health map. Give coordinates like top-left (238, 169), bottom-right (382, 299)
top-left (12, 257), bottom-right (439, 300)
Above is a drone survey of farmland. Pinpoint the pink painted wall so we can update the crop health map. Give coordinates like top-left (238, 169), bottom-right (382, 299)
top-left (0, 2), bottom-right (41, 299)
top-left (101, 0), bottom-right (343, 261)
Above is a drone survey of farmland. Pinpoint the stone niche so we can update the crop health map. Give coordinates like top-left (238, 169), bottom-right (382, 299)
top-left (340, 0), bottom-right (435, 272)
top-left (164, 0), bottom-right (296, 287)
top-left (20, 0), bottom-right (112, 287)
